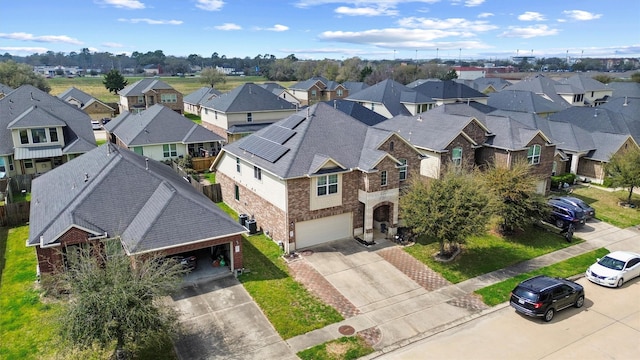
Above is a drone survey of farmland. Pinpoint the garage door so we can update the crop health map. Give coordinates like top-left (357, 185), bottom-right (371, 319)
top-left (295, 213), bottom-right (352, 249)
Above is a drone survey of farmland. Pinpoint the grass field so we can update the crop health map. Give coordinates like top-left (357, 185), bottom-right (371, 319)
top-left (47, 75), bottom-right (294, 104)
top-left (568, 185), bottom-right (640, 228)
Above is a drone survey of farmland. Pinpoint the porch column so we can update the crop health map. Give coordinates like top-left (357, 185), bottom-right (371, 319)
top-left (363, 203), bottom-right (374, 243)
top-left (570, 153), bottom-right (580, 174)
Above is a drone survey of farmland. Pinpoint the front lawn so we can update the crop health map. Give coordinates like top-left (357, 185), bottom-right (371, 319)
top-left (475, 248), bottom-right (609, 306)
top-left (404, 225), bottom-right (580, 284)
top-left (297, 336), bottom-right (374, 360)
top-left (569, 185), bottom-right (640, 228)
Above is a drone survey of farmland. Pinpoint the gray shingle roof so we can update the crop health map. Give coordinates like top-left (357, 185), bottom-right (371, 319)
top-left (57, 87), bottom-right (94, 105)
top-left (488, 90), bottom-right (566, 114)
top-left (346, 79), bottom-right (413, 117)
top-left (0, 85), bottom-right (96, 156)
top-left (483, 114), bottom-right (547, 150)
top-left (200, 83), bottom-right (297, 113)
top-left (410, 80), bottom-right (488, 101)
top-left (322, 99), bottom-right (387, 126)
top-left (28, 143), bottom-right (246, 254)
top-left (104, 104), bottom-right (223, 146)
top-left (183, 86), bottom-right (221, 105)
top-left (119, 78), bottom-right (176, 96)
top-left (502, 74), bottom-right (572, 108)
top-left (558, 75), bottom-right (608, 92)
top-left (0, 83), bottom-right (14, 95)
top-left (342, 81), bottom-right (369, 93)
top-left (605, 82), bottom-right (640, 99)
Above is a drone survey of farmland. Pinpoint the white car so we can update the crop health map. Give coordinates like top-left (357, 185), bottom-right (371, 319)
top-left (585, 251), bottom-right (640, 288)
top-left (91, 120), bottom-right (101, 130)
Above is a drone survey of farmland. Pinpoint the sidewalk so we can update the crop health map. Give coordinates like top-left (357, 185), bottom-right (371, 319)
top-left (285, 220), bottom-right (640, 355)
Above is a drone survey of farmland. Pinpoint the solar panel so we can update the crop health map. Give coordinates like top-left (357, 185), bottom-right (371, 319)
top-left (280, 114), bottom-right (306, 129)
top-left (262, 125), bottom-right (296, 145)
top-left (239, 136), bottom-right (289, 163)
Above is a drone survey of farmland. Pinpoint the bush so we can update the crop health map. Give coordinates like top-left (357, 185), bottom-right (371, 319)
top-left (551, 173), bottom-right (576, 189)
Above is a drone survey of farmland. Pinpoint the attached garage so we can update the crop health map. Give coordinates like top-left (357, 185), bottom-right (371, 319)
top-left (295, 212), bottom-right (353, 249)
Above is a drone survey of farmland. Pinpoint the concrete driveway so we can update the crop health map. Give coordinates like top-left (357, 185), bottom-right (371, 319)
top-left (170, 275), bottom-right (297, 360)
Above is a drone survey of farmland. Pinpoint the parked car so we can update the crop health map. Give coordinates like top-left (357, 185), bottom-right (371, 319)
top-left (172, 254), bottom-right (197, 271)
top-left (585, 251), bottom-right (640, 288)
top-left (91, 120), bottom-right (101, 130)
top-left (554, 196), bottom-right (595, 220)
top-left (510, 275), bottom-right (585, 322)
top-left (547, 198), bottom-right (586, 229)
top-left (101, 117), bottom-right (111, 125)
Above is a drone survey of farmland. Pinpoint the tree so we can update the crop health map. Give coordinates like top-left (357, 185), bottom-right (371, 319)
top-left (631, 72), bottom-right (640, 83)
top-left (481, 160), bottom-right (548, 234)
top-left (0, 60), bottom-right (51, 92)
top-left (200, 67), bottom-right (227, 87)
top-left (58, 240), bottom-right (187, 359)
top-left (605, 146), bottom-right (640, 204)
top-left (400, 169), bottom-right (490, 256)
top-left (103, 69), bottom-right (128, 94)
top-left (439, 69), bottom-right (458, 80)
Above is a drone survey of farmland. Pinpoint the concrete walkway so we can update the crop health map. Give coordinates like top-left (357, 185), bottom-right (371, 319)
top-left (285, 220), bottom-right (640, 355)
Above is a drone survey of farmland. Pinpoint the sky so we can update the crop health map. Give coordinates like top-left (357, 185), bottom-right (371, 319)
top-left (1, 0), bottom-right (639, 61)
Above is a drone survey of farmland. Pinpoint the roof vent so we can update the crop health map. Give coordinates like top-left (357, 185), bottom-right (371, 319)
top-left (145, 158), bottom-right (149, 170)
top-left (84, 173), bottom-right (89, 182)
top-left (623, 96), bottom-right (628, 107)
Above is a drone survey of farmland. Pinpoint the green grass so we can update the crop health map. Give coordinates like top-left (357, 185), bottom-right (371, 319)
top-left (96, 139), bottom-right (107, 146)
top-left (0, 225), bottom-right (63, 360)
top-left (184, 112), bottom-right (201, 124)
top-left (201, 172), bottom-right (215, 184)
top-left (404, 225), bottom-right (581, 283)
top-left (475, 248), bottom-right (610, 306)
top-left (297, 336), bottom-right (374, 360)
top-left (569, 185), bottom-right (640, 228)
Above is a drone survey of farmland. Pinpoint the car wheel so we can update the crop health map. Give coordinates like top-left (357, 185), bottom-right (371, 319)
top-left (574, 295), bottom-right (584, 308)
top-left (544, 308), bottom-right (554, 322)
top-left (555, 219), bottom-right (565, 228)
top-left (617, 278), bottom-right (624, 288)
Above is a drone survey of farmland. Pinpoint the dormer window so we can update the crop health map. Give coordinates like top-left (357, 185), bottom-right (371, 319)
top-left (20, 130), bottom-right (28, 144)
top-left (31, 128), bottom-right (47, 143)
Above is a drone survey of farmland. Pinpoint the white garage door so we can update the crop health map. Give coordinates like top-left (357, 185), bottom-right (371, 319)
top-left (295, 213), bottom-right (352, 249)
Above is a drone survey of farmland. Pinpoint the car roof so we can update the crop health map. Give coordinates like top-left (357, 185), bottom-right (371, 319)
top-left (519, 275), bottom-right (563, 292)
top-left (605, 251), bottom-right (640, 262)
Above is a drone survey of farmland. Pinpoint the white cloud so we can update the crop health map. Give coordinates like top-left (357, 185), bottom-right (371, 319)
top-left (498, 24), bottom-right (558, 38)
top-left (518, 11), bottom-right (545, 21)
top-left (294, 0), bottom-right (440, 8)
top-left (195, 0), bottom-right (224, 11)
top-left (464, 0), bottom-right (484, 7)
top-left (102, 42), bottom-right (124, 48)
top-left (0, 46), bottom-right (49, 54)
top-left (478, 12), bottom-right (493, 18)
top-left (398, 17), bottom-right (498, 32)
top-left (118, 18), bottom-right (182, 25)
top-left (0, 32), bottom-right (83, 45)
top-left (215, 23), bottom-right (241, 30)
top-left (318, 28), bottom-right (492, 49)
top-left (100, 0), bottom-right (145, 9)
top-left (335, 6), bottom-right (398, 16)
top-left (267, 24), bottom-right (289, 32)
top-left (563, 10), bottom-right (602, 21)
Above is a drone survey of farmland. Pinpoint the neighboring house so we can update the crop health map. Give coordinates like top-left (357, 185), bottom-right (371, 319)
top-left (143, 64), bottom-right (161, 76)
top-left (452, 66), bottom-right (487, 80)
top-left (0, 83), bottom-right (13, 99)
top-left (407, 79), bottom-right (489, 107)
top-left (558, 75), bottom-right (612, 106)
top-left (57, 86), bottom-right (115, 120)
top-left (258, 82), bottom-right (301, 107)
top-left (604, 82), bottom-right (640, 99)
top-left (324, 99), bottom-right (387, 126)
top-left (27, 143), bottom-right (247, 275)
top-left (200, 83), bottom-right (298, 142)
top-left (118, 78), bottom-right (183, 115)
top-left (212, 102), bottom-right (424, 249)
top-left (104, 104), bottom-right (224, 162)
top-left (454, 77), bottom-right (511, 94)
top-left (288, 76), bottom-right (348, 106)
top-left (346, 79), bottom-right (415, 118)
top-left (502, 74), bottom-right (578, 107)
top-left (342, 81), bottom-right (369, 94)
top-left (488, 90), bottom-right (566, 118)
top-left (183, 86), bottom-right (222, 115)
top-left (0, 85), bottom-right (96, 178)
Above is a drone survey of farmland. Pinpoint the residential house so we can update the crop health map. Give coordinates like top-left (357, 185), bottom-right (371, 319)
top-left (558, 75), bottom-right (612, 106)
top-left (407, 79), bottom-right (489, 107)
top-left (183, 86), bottom-right (222, 115)
top-left (57, 86), bottom-right (116, 120)
top-left (0, 83), bottom-right (13, 99)
top-left (604, 82), bottom-right (640, 99)
top-left (324, 99), bottom-right (387, 126)
top-left (502, 74), bottom-right (578, 107)
top-left (104, 104), bottom-right (224, 162)
top-left (0, 85), bottom-right (96, 178)
top-left (345, 79), bottom-right (416, 118)
top-left (200, 83), bottom-right (298, 142)
top-left (258, 82), bottom-right (301, 107)
top-left (211, 102), bottom-right (424, 249)
top-left (288, 76), bottom-right (348, 106)
top-left (452, 66), bottom-right (487, 80)
top-left (454, 77), bottom-right (511, 94)
top-left (118, 78), bottom-right (183, 115)
top-left (342, 81), bottom-right (369, 94)
top-left (488, 90), bottom-right (566, 118)
top-left (27, 143), bottom-right (247, 275)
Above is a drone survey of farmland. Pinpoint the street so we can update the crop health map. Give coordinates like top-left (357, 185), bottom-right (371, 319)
top-left (376, 276), bottom-right (640, 360)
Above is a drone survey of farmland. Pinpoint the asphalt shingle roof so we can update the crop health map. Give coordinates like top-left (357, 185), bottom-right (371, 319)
top-left (488, 90), bottom-right (566, 114)
top-left (201, 83), bottom-right (297, 113)
top-left (410, 80), bottom-right (488, 100)
top-left (346, 79), bottom-right (413, 117)
top-left (119, 78), bottom-right (176, 96)
top-left (183, 86), bottom-right (221, 105)
top-left (322, 99), bottom-right (387, 126)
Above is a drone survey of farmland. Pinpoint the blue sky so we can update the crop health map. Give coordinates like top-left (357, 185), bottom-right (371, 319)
top-left (1, 0), bottom-right (638, 61)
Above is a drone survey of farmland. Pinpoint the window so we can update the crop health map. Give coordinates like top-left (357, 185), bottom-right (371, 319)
top-left (31, 128), bottom-right (47, 143)
top-left (161, 93), bottom-right (177, 103)
top-left (337, 89), bottom-right (343, 97)
top-left (311, 89), bottom-right (317, 97)
top-left (8, 156), bottom-right (13, 171)
top-left (20, 130), bottom-right (28, 144)
top-left (133, 146), bottom-right (144, 155)
top-left (49, 128), bottom-right (58, 142)
top-left (398, 159), bottom-right (407, 181)
top-left (528, 144), bottom-right (541, 164)
top-left (389, 141), bottom-right (394, 151)
top-left (0, 158), bottom-right (5, 173)
top-left (247, 112), bottom-right (253, 122)
top-left (452, 147), bottom-right (462, 166)
top-left (24, 159), bottom-right (33, 169)
top-left (381, 170), bottom-right (387, 186)
top-left (214, 111), bottom-right (218, 119)
top-left (371, 103), bottom-right (375, 111)
top-left (254, 166), bottom-right (262, 180)
top-left (236, 157), bottom-right (241, 172)
top-left (162, 144), bottom-right (177, 158)
top-left (317, 174), bottom-right (338, 196)
top-left (137, 96), bottom-right (144, 104)
top-left (234, 184), bottom-right (240, 201)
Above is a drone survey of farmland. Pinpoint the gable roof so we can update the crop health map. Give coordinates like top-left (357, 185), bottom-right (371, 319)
top-left (409, 80), bottom-right (488, 101)
top-left (488, 90), bottom-right (566, 114)
top-left (104, 104), bottom-right (223, 146)
top-left (483, 114), bottom-right (551, 150)
top-left (346, 79), bottom-right (413, 117)
top-left (0, 83), bottom-right (14, 96)
top-left (605, 82), bottom-right (640, 99)
top-left (289, 76), bottom-right (345, 91)
top-left (28, 143), bottom-right (246, 254)
top-left (342, 81), bottom-right (369, 93)
top-left (119, 78), bottom-right (176, 96)
top-left (558, 75), bottom-right (608, 93)
top-left (502, 74), bottom-right (572, 108)
top-left (183, 86), bottom-right (222, 105)
top-left (218, 102), bottom-right (419, 179)
top-left (57, 86), bottom-right (115, 111)
top-left (0, 84), bottom-right (97, 156)
top-left (323, 99), bottom-right (387, 126)
top-left (200, 82), bottom-right (297, 113)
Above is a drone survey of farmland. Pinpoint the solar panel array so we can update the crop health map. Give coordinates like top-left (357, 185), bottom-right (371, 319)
top-left (280, 114), bottom-right (306, 129)
top-left (239, 136), bottom-right (289, 163)
top-left (261, 125), bottom-right (296, 145)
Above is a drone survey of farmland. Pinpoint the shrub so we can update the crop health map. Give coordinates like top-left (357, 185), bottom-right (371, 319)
top-left (550, 173), bottom-right (576, 189)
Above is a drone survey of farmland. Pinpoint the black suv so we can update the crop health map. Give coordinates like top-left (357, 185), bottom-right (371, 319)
top-left (510, 275), bottom-right (585, 322)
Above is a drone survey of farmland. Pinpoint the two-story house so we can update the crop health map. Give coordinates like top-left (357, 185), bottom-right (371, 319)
top-left (558, 74), bottom-right (612, 106)
top-left (183, 86), bottom-right (221, 116)
top-left (212, 102), bottom-right (424, 250)
top-left (288, 76), bottom-right (348, 106)
top-left (200, 83), bottom-right (298, 142)
top-left (57, 86), bottom-right (116, 121)
top-left (0, 85), bottom-right (96, 178)
top-left (118, 78), bottom-right (183, 115)
top-left (104, 104), bottom-right (224, 163)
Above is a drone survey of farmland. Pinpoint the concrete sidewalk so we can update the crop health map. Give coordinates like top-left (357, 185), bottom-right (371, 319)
top-left (286, 220), bottom-right (640, 354)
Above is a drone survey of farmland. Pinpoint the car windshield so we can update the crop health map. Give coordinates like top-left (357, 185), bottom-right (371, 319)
top-left (598, 256), bottom-right (625, 270)
top-left (513, 287), bottom-right (538, 301)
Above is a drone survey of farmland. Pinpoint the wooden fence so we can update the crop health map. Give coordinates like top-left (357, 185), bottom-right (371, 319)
top-left (192, 157), bottom-right (215, 173)
top-left (0, 202), bottom-right (30, 227)
top-left (169, 161), bottom-right (222, 203)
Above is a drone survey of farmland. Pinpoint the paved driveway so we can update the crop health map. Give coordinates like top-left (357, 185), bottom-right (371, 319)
top-left (170, 275), bottom-right (297, 360)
